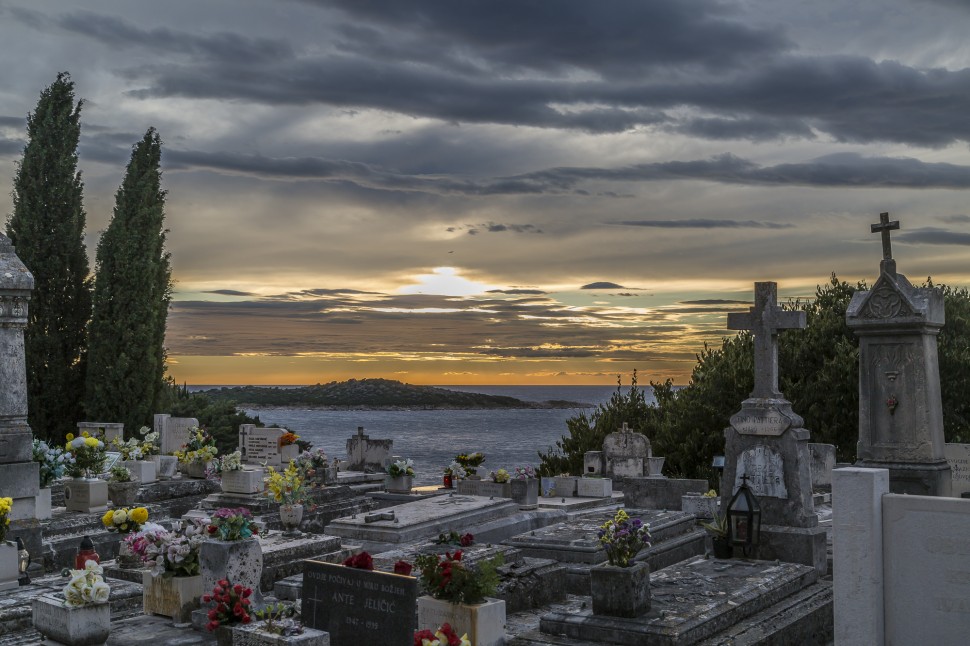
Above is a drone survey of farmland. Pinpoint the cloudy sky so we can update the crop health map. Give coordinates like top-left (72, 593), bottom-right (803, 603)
top-left (2, 0), bottom-right (970, 386)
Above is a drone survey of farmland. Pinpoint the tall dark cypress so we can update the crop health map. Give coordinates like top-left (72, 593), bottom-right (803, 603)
top-left (86, 128), bottom-right (172, 434)
top-left (7, 73), bottom-right (91, 443)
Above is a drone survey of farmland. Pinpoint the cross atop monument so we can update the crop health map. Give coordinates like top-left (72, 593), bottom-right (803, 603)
top-left (727, 282), bottom-right (806, 399)
top-left (619, 422), bottom-right (631, 433)
top-left (871, 211), bottom-right (899, 261)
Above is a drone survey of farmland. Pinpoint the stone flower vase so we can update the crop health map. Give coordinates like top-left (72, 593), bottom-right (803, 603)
top-left (589, 561), bottom-right (651, 618)
top-left (384, 474), bottom-right (413, 494)
top-left (116, 541), bottom-right (143, 569)
top-left (201, 538), bottom-right (264, 605)
top-left (151, 454), bottom-right (178, 479)
top-left (143, 571), bottom-right (205, 623)
top-left (416, 596), bottom-right (506, 646)
top-left (183, 460), bottom-right (210, 479)
top-left (107, 481), bottom-right (140, 507)
top-left (510, 477), bottom-right (539, 509)
top-left (63, 477), bottom-right (109, 514)
top-left (32, 594), bottom-right (110, 646)
top-left (279, 504), bottom-right (304, 533)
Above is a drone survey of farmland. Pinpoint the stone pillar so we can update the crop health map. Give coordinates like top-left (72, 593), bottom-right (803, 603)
top-left (0, 234), bottom-right (41, 553)
top-left (846, 259), bottom-right (951, 496)
top-left (833, 467), bottom-right (888, 646)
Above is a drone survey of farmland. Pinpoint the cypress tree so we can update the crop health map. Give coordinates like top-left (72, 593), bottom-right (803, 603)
top-left (86, 128), bottom-right (172, 434)
top-left (7, 72), bottom-right (91, 443)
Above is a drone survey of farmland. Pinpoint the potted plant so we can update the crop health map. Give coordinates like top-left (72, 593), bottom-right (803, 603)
top-left (32, 560), bottom-right (111, 646)
top-left (106, 465), bottom-right (140, 507)
top-left (415, 623), bottom-right (472, 646)
top-left (0, 497), bottom-right (16, 591)
top-left (510, 466), bottom-right (539, 509)
top-left (385, 458), bottom-right (415, 494)
top-left (701, 512), bottom-right (732, 559)
top-left (32, 438), bottom-right (73, 520)
top-left (414, 550), bottom-right (505, 646)
top-left (591, 509), bottom-right (652, 618)
top-left (128, 519), bottom-right (208, 622)
top-left (296, 448), bottom-right (333, 486)
top-left (202, 508), bottom-right (263, 604)
top-left (139, 426), bottom-right (177, 479)
top-left (264, 461), bottom-right (309, 533)
top-left (110, 433), bottom-right (157, 483)
top-left (174, 426), bottom-right (218, 478)
top-left (63, 431), bottom-right (109, 513)
top-left (203, 578), bottom-right (254, 645)
top-left (454, 453), bottom-right (485, 479)
top-left (103, 506), bottom-right (149, 568)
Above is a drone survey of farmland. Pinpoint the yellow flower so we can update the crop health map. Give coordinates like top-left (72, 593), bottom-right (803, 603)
top-left (84, 437), bottom-right (99, 448)
top-left (81, 431), bottom-right (90, 438)
top-left (130, 507), bottom-right (148, 524)
top-left (66, 433), bottom-right (75, 441)
top-left (102, 510), bottom-right (114, 528)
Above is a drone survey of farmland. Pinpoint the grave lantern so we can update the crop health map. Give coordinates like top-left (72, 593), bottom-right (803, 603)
top-left (16, 537), bottom-right (30, 585)
top-left (727, 474), bottom-right (761, 554)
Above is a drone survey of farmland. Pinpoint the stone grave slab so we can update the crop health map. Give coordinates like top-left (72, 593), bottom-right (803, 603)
top-left (537, 491), bottom-right (623, 512)
top-left (302, 559), bottom-right (417, 646)
top-left (539, 557), bottom-right (818, 645)
top-left (324, 494), bottom-right (520, 543)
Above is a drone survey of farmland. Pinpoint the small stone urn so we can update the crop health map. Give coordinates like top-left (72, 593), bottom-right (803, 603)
top-left (279, 504), bottom-right (304, 535)
top-left (589, 561), bottom-right (651, 618)
top-left (107, 481), bottom-right (140, 507)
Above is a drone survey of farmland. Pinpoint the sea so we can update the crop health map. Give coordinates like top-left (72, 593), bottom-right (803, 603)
top-left (194, 385), bottom-right (655, 486)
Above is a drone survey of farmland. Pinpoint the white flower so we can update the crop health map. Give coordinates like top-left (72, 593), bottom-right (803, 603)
top-left (112, 510), bottom-right (127, 524)
top-left (91, 581), bottom-right (110, 603)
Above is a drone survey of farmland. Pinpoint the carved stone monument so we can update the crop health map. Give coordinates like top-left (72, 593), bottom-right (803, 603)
top-left (723, 281), bottom-right (826, 574)
top-left (846, 212), bottom-right (951, 496)
top-left (345, 426), bottom-right (392, 472)
top-left (0, 234), bottom-right (41, 553)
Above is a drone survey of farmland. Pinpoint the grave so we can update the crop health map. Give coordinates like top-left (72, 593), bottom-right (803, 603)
top-left (238, 424), bottom-right (297, 468)
top-left (945, 443), bottom-right (970, 497)
top-left (153, 413), bottom-right (199, 455)
top-left (722, 281), bottom-right (826, 574)
top-left (346, 426), bottom-right (392, 472)
top-left (587, 423), bottom-right (665, 479)
top-left (76, 421), bottom-right (124, 443)
top-left (846, 212), bottom-right (951, 495)
top-left (808, 443), bottom-right (836, 490)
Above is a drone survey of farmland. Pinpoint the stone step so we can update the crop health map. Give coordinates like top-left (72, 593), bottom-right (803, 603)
top-left (258, 533), bottom-right (342, 591)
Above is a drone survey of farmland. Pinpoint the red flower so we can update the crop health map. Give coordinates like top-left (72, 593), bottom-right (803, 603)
top-left (241, 614), bottom-right (251, 624)
top-left (206, 621), bottom-right (219, 632)
top-left (202, 594), bottom-right (212, 603)
top-left (393, 560), bottom-right (413, 576)
top-left (233, 584), bottom-right (243, 595)
top-left (207, 525), bottom-right (217, 534)
top-left (414, 629), bottom-right (436, 645)
top-left (241, 598), bottom-right (251, 606)
top-left (233, 603), bottom-right (244, 617)
top-left (343, 551), bottom-right (374, 570)
top-left (242, 588), bottom-right (252, 598)
top-left (218, 579), bottom-right (230, 588)
top-left (459, 533), bottom-right (474, 547)
top-left (207, 610), bottom-right (218, 620)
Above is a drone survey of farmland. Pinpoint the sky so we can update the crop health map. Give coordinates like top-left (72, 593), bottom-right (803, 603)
top-left (1, 0), bottom-right (970, 386)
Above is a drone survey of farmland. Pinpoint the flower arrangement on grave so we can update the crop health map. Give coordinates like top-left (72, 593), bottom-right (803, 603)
top-left (63, 560), bottom-right (111, 606)
top-left (126, 519), bottom-right (208, 577)
top-left (512, 465), bottom-right (536, 479)
top-left (215, 450), bottom-right (244, 473)
top-left (414, 550), bottom-right (503, 605)
top-left (111, 436), bottom-right (145, 462)
top-left (454, 452), bottom-right (485, 476)
top-left (32, 438), bottom-right (74, 488)
top-left (136, 425), bottom-right (161, 457)
top-left (108, 464), bottom-right (133, 483)
top-left (296, 448), bottom-right (329, 473)
top-left (0, 497), bottom-right (11, 543)
top-left (253, 602), bottom-right (303, 636)
top-left (886, 394), bottom-right (898, 415)
top-left (434, 531), bottom-right (474, 547)
top-left (597, 509), bottom-right (651, 567)
top-left (387, 458), bottom-right (416, 478)
top-left (174, 427), bottom-right (218, 464)
top-left (207, 507), bottom-right (259, 541)
top-left (414, 623), bottom-right (472, 646)
top-left (101, 506), bottom-right (149, 534)
top-left (279, 431), bottom-right (300, 446)
top-left (489, 468), bottom-right (510, 483)
top-left (394, 560), bottom-right (413, 575)
top-left (342, 551), bottom-right (374, 570)
top-left (703, 489), bottom-right (718, 498)
top-left (64, 431), bottom-right (107, 477)
top-left (264, 461), bottom-right (309, 505)
top-left (445, 461), bottom-right (467, 480)
top-left (203, 579), bottom-right (254, 631)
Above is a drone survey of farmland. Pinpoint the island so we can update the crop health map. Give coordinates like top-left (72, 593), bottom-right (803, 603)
top-left (196, 378), bottom-right (590, 409)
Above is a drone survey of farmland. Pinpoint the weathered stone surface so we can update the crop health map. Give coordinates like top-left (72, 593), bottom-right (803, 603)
top-left (220, 468), bottom-right (265, 495)
top-left (231, 623), bottom-right (331, 645)
top-left (201, 538), bottom-right (263, 598)
top-left (154, 414), bottom-right (199, 456)
top-left (32, 594), bottom-right (110, 646)
top-left (63, 478), bottom-right (109, 514)
top-left (945, 442), bottom-right (970, 497)
top-left (143, 572), bottom-right (205, 623)
top-left (590, 562), bottom-right (650, 618)
top-left (497, 557), bottom-right (567, 613)
top-left (603, 426), bottom-right (651, 478)
top-left (808, 443), bottom-right (836, 489)
top-left (345, 426), bottom-right (392, 472)
top-left (623, 477), bottom-right (708, 510)
top-left (576, 478), bottom-right (612, 498)
top-left (680, 494), bottom-right (717, 519)
top-left (417, 596), bottom-right (505, 646)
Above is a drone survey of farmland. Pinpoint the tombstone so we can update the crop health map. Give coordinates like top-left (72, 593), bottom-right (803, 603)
top-left (723, 281), bottom-right (826, 574)
top-left (0, 234), bottom-right (41, 554)
top-left (846, 213), bottom-right (951, 496)
top-left (154, 413), bottom-right (200, 455)
top-left (238, 425), bottom-right (286, 467)
top-left (76, 422), bottom-right (124, 443)
top-left (808, 443), bottom-right (836, 490)
top-left (944, 443), bottom-right (970, 497)
top-left (601, 423), bottom-right (651, 478)
top-left (346, 426), bottom-right (392, 473)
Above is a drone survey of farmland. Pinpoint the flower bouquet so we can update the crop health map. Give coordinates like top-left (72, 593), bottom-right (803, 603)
top-left (489, 468), bottom-right (510, 484)
top-left (126, 519), bottom-right (208, 577)
top-left (32, 439), bottom-right (74, 488)
top-left (203, 579), bottom-right (254, 631)
top-left (208, 507), bottom-right (259, 541)
top-left (597, 509), bottom-right (651, 567)
top-left (512, 466), bottom-right (536, 479)
top-left (102, 506), bottom-right (149, 534)
top-left (414, 623), bottom-right (471, 646)
top-left (446, 461), bottom-right (467, 480)
top-left (63, 560), bottom-right (110, 606)
top-left (136, 425), bottom-right (161, 457)
top-left (215, 450), bottom-right (243, 474)
top-left (0, 497), bottom-right (11, 543)
top-left (279, 431), bottom-right (300, 446)
top-left (414, 550), bottom-right (502, 605)
top-left (342, 551), bottom-right (374, 570)
top-left (454, 452), bottom-right (484, 476)
top-left (434, 531), bottom-right (474, 547)
top-left (387, 458), bottom-right (415, 478)
top-left (64, 431), bottom-right (107, 477)
top-left (111, 436), bottom-right (145, 462)
top-left (264, 461), bottom-right (309, 505)
top-left (174, 427), bottom-right (218, 465)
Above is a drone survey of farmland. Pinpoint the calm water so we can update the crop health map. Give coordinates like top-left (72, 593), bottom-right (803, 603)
top-left (229, 385), bottom-right (652, 486)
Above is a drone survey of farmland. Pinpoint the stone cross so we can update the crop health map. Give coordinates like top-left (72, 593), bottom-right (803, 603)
top-left (871, 211), bottom-right (899, 261)
top-left (727, 282), bottom-right (806, 399)
top-left (619, 423), bottom-right (631, 433)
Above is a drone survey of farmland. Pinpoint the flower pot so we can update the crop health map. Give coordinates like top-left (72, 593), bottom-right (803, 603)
top-left (230, 622), bottom-right (332, 645)
top-left (221, 468), bottom-right (266, 494)
top-left (152, 455), bottom-right (178, 479)
top-left (712, 537), bottom-right (733, 559)
top-left (37, 486), bottom-right (53, 520)
top-left (183, 460), bottom-right (210, 479)
top-left (107, 481), bottom-right (140, 507)
top-left (280, 504), bottom-right (304, 532)
top-left (0, 542), bottom-right (18, 592)
top-left (589, 561), bottom-right (651, 618)
top-left (116, 541), bottom-right (143, 569)
top-left (510, 478), bottom-right (539, 509)
top-left (416, 596), bottom-right (506, 646)
top-left (122, 460), bottom-right (156, 483)
top-left (201, 538), bottom-right (264, 605)
top-left (63, 478), bottom-right (109, 514)
top-left (280, 444), bottom-right (299, 465)
top-left (32, 593), bottom-right (110, 646)
top-left (384, 474), bottom-right (413, 494)
top-left (143, 571), bottom-right (205, 623)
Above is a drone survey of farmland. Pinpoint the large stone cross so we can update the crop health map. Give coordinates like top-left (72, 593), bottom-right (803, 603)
top-left (727, 282), bottom-right (806, 399)
top-left (871, 211), bottom-right (899, 261)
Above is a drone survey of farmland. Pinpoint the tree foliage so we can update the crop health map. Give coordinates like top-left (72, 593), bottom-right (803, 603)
top-left (6, 73), bottom-right (91, 443)
top-left (85, 128), bottom-right (172, 435)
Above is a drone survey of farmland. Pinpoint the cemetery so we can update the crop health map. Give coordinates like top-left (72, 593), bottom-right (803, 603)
top-left (2, 213), bottom-right (970, 646)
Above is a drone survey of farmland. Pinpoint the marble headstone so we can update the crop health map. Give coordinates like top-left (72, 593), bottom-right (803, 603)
top-left (154, 414), bottom-right (199, 455)
top-left (238, 425), bottom-right (285, 467)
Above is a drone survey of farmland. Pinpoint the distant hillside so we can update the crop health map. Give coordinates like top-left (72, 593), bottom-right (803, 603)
top-left (197, 379), bottom-right (589, 409)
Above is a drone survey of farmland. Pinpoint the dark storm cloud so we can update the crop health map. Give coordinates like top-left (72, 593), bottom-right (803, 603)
top-left (582, 282), bottom-right (624, 290)
top-left (447, 223), bottom-right (543, 235)
top-left (898, 228), bottom-right (970, 246)
top-left (614, 219), bottom-right (793, 229)
top-left (0, 136), bottom-right (23, 155)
